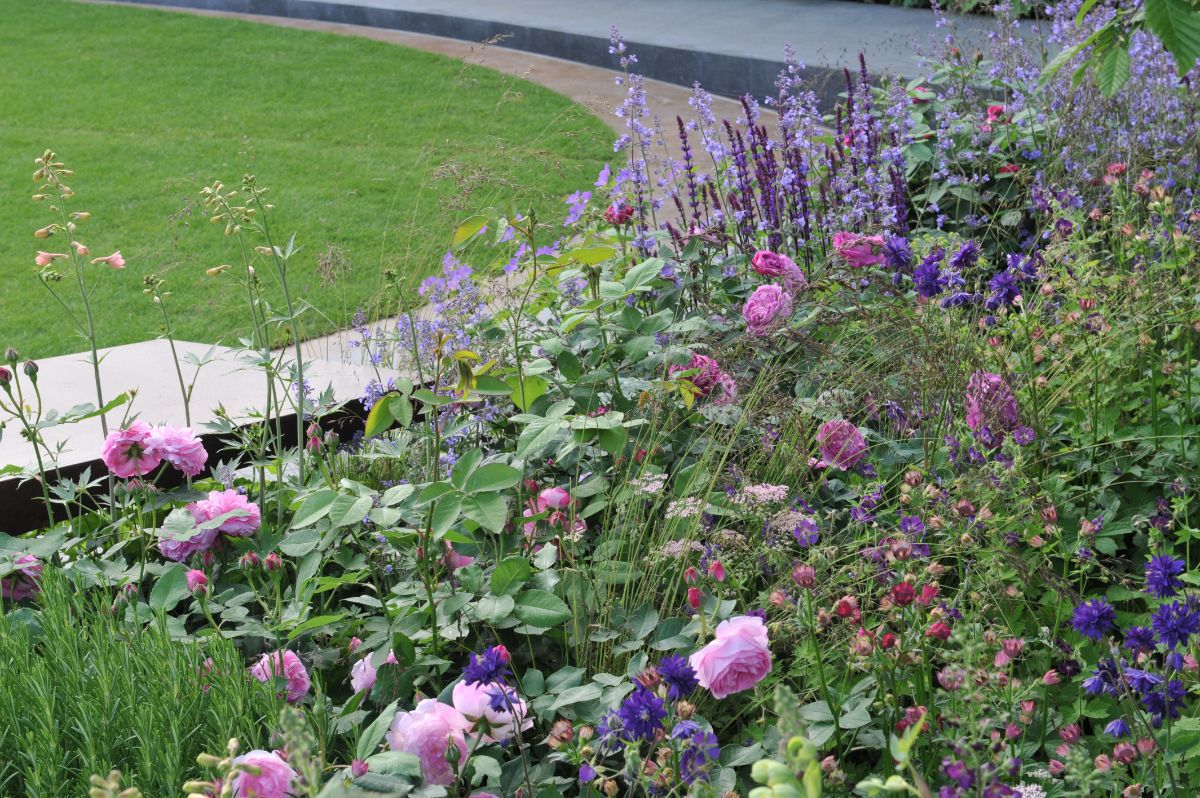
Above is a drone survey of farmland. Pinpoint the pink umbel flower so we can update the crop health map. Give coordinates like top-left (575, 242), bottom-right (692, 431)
top-left (190, 489), bottom-right (261, 537)
top-left (101, 421), bottom-right (162, 478)
top-left (147, 425), bottom-right (207, 477)
top-left (250, 650), bottom-right (311, 703)
top-left (387, 699), bottom-right (472, 786)
top-left (1, 554), bottom-right (43, 601)
top-left (742, 284), bottom-right (793, 336)
top-left (451, 681), bottom-right (534, 743)
top-left (832, 232), bottom-right (885, 267)
top-left (230, 750), bottom-right (298, 798)
top-left (689, 615), bottom-right (772, 699)
top-left (816, 419), bottom-right (868, 470)
top-left (350, 650), bottom-right (399, 694)
top-left (90, 251), bottom-right (125, 269)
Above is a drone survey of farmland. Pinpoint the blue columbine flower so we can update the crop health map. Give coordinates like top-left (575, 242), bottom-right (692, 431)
top-left (1124, 668), bottom-right (1163, 694)
top-left (1072, 598), bottom-right (1117, 640)
top-left (1142, 679), bottom-right (1187, 726)
top-left (617, 686), bottom-right (666, 741)
top-left (1152, 598), bottom-right (1200, 649)
top-left (1145, 554), bottom-right (1186, 598)
top-left (1104, 718), bottom-right (1130, 737)
top-left (1082, 657), bottom-right (1122, 696)
top-left (949, 240), bottom-right (980, 271)
top-left (913, 248), bottom-right (949, 298)
top-left (657, 655), bottom-right (699, 700)
top-left (462, 646), bottom-right (511, 686)
top-left (1123, 626), bottom-right (1157, 654)
top-left (679, 728), bottom-right (720, 785)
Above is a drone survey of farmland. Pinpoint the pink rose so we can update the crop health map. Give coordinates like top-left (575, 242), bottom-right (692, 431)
top-left (538, 486), bottom-right (571, 510)
top-left (157, 522), bottom-right (218, 563)
top-left (742, 284), bottom-right (793, 336)
top-left (816, 419), bottom-right (868, 470)
top-left (1, 554), bottom-right (43, 601)
top-left (752, 250), bottom-right (808, 293)
top-left (147, 425), bottom-right (208, 477)
top-left (832, 232), bottom-right (885, 268)
top-left (101, 421), bottom-right (162, 478)
top-left (689, 615), bottom-right (772, 699)
top-left (387, 698), bottom-right (472, 786)
top-left (191, 489), bottom-right (261, 537)
top-left (444, 541), bottom-right (475, 571)
top-left (230, 750), bottom-right (298, 798)
top-left (185, 569), bottom-right (207, 592)
top-left (350, 649), bottom-right (399, 694)
top-left (668, 353), bottom-right (723, 395)
top-left (250, 650), bottom-right (311, 703)
top-left (452, 681), bottom-right (534, 743)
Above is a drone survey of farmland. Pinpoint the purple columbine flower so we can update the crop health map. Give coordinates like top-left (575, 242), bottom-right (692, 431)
top-left (1072, 597), bottom-right (1117, 640)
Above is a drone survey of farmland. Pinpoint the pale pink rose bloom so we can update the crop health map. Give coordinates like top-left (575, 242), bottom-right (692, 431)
top-left (816, 419), bottom-right (868, 470)
top-left (35, 251), bottom-right (67, 267)
top-left (350, 649), bottom-right (399, 694)
top-left (230, 750), bottom-right (298, 798)
top-left (538, 486), bottom-right (571, 509)
top-left (191, 489), bottom-right (261, 537)
top-left (742, 284), bottom-right (793, 336)
top-left (387, 699), bottom-right (471, 786)
top-left (101, 421), bottom-right (162, 478)
top-left (250, 650), bottom-right (311, 703)
top-left (1, 554), bottom-right (43, 601)
top-left (689, 615), bottom-right (772, 699)
top-left (158, 516), bottom-right (219, 562)
top-left (452, 681), bottom-right (534, 743)
top-left (832, 232), bottom-right (885, 267)
top-left (90, 250), bottom-right (126, 269)
top-left (147, 425), bottom-right (208, 477)
top-left (444, 541), bottom-right (475, 571)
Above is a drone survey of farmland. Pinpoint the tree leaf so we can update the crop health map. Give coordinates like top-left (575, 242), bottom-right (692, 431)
top-left (1096, 36), bottom-right (1131, 95)
top-left (149, 565), bottom-right (188, 612)
top-left (461, 493), bottom-right (508, 533)
top-left (464, 463), bottom-right (523, 494)
top-left (491, 557), bottom-right (531, 596)
top-left (1144, 0), bottom-right (1200, 76)
top-left (363, 396), bottom-right (395, 438)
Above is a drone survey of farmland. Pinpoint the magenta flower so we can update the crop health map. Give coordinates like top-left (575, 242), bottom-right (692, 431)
top-left (147, 425), bottom-right (208, 477)
top-left (1, 554), bottom-right (43, 601)
top-left (538, 486), bottom-right (571, 510)
top-left (964, 371), bottom-right (1021, 440)
top-left (742, 284), bottom-right (793, 336)
top-left (185, 569), bottom-right (207, 593)
top-left (157, 523), bottom-right (218, 563)
top-left (190, 489), bottom-right (261, 537)
top-left (751, 250), bottom-right (808, 293)
top-left (832, 232), bottom-right (885, 267)
top-left (669, 354), bottom-right (723, 395)
top-left (101, 421), bottom-right (162, 478)
top-left (230, 750), bottom-right (298, 798)
top-left (816, 419), bottom-right (868, 470)
top-left (250, 650), bottom-right (311, 703)
top-left (387, 699), bottom-right (472, 786)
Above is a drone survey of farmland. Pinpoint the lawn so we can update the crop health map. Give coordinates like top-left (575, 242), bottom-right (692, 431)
top-left (0, 0), bottom-right (611, 357)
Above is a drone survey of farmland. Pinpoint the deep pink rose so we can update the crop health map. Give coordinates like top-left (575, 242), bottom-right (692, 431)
top-left (191, 489), bottom-right (261, 537)
top-left (689, 615), bottom-right (772, 699)
top-left (147, 425), bottom-right (208, 477)
top-left (816, 419), bottom-right (868, 470)
top-left (101, 421), bottom-right (161, 478)
top-left (752, 250), bottom-right (808, 293)
top-left (185, 569), bottom-right (207, 592)
top-left (387, 699), bottom-right (471, 786)
top-left (452, 681), bottom-right (534, 743)
top-left (444, 541), bottom-right (475, 571)
top-left (742, 284), bottom-right (793, 336)
top-left (230, 750), bottom-right (298, 798)
top-left (350, 649), bottom-right (399, 694)
top-left (669, 353), bottom-right (723, 395)
top-left (832, 232), bottom-right (885, 268)
top-left (1, 554), bottom-right (43, 601)
top-left (250, 650), bottom-right (311, 703)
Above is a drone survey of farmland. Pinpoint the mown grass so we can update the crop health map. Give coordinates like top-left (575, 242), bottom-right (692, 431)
top-left (0, 0), bottom-right (611, 356)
